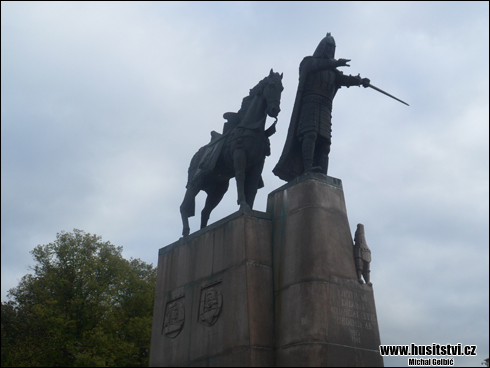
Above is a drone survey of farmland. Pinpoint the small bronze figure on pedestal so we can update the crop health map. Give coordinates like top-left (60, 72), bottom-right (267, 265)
top-left (354, 223), bottom-right (372, 286)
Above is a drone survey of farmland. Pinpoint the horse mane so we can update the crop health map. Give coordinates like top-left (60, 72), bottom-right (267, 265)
top-left (236, 75), bottom-right (270, 118)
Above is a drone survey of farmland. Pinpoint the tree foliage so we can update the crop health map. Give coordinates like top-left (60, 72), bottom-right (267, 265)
top-left (1, 229), bottom-right (156, 367)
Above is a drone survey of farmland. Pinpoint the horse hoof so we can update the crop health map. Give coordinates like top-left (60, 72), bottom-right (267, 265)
top-left (182, 228), bottom-right (190, 237)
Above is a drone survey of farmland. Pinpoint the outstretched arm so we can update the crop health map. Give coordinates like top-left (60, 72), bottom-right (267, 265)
top-left (338, 73), bottom-right (370, 88)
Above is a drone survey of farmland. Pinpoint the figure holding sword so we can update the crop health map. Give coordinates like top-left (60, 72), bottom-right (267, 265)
top-left (273, 33), bottom-right (408, 182)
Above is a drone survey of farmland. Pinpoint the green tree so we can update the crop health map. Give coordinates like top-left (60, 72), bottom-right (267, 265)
top-left (1, 229), bottom-right (156, 367)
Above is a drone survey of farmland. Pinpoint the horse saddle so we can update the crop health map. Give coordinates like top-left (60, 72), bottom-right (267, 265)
top-left (188, 131), bottom-right (225, 184)
top-left (222, 112), bottom-right (240, 134)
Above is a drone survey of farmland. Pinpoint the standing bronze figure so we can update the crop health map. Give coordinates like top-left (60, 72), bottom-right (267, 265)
top-left (273, 33), bottom-right (370, 181)
top-left (353, 223), bottom-right (372, 286)
top-left (180, 69), bottom-right (283, 236)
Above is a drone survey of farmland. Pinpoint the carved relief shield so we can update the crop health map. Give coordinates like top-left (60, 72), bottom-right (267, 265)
top-left (199, 284), bottom-right (222, 326)
top-left (162, 299), bottom-right (185, 338)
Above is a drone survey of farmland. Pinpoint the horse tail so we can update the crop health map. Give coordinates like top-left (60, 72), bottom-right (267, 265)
top-left (187, 146), bottom-right (207, 187)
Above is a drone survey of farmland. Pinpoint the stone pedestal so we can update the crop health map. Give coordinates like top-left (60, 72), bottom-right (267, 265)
top-left (150, 173), bottom-right (383, 366)
top-left (267, 173), bottom-right (383, 366)
top-left (149, 211), bottom-right (274, 367)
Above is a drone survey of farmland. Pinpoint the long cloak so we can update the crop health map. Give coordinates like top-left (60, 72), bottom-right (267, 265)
top-left (272, 58), bottom-right (310, 182)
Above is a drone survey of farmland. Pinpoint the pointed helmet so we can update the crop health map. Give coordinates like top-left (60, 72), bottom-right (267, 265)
top-left (313, 32), bottom-right (336, 58)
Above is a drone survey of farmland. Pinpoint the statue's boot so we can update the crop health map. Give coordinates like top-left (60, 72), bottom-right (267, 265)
top-left (318, 155), bottom-right (329, 176)
top-left (357, 269), bottom-right (364, 284)
top-left (317, 141), bottom-right (330, 176)
top-left (304, 161), bottom-right (322, 173)
top-left (363, 269), bottom-right (372, 286)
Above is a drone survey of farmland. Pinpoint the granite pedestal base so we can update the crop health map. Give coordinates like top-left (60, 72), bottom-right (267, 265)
top-left (149, 211), bottom-right (274, 367)
top-left (267, 173), bottom-right (383, 366)
top-left (150, 173), bottom-right (383, 366)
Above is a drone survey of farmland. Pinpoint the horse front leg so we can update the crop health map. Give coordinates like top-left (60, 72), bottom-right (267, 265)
top-left (181, 211), bottom-right (190, 237)
top-left (244, 159), bottom-right (265, 209)
top-left (233, 145), bottom-right (252, 214)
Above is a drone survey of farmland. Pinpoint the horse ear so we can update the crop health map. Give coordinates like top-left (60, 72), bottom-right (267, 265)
top-left (280, 72), bottom-right (283, 79)
top-left (270, 68), bottom-right (274, 76)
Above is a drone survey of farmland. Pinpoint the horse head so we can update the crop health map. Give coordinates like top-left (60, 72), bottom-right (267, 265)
top-left (263, 69), bottom-right (284, 119)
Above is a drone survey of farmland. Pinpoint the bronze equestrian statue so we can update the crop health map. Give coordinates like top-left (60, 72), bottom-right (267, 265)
top-left (180, 69), bottom-right (283, 236)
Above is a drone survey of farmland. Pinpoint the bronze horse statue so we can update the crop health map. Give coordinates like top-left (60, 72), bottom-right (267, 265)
top-left (180, 69), bottom-right (283, 236)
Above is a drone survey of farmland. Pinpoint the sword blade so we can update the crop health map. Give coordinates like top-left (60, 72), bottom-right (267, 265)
top-left (368, 84), bottom-right (409, 106)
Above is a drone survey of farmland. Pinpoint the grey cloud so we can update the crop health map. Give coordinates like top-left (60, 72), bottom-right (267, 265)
top-left (1, 2), bottom-right (488, 367)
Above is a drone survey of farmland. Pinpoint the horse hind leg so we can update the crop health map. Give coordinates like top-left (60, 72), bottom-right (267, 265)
top-left (180, 185), bottom-right (200, 236)
top-left (201, 181), bottom-right (229, 229)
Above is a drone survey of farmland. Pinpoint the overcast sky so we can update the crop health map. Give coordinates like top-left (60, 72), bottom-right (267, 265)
top-left (1, 2), bottom-right (488, 366)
